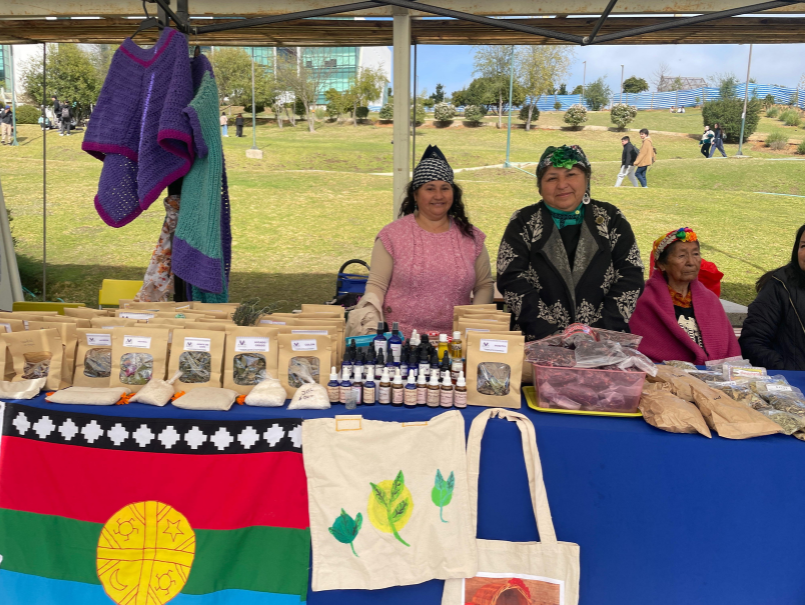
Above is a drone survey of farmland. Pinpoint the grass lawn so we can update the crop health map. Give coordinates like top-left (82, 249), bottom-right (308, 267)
top-left (1, 120), bottom-right (803, 309)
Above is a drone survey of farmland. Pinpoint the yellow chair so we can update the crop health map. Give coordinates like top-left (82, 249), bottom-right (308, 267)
top-left (98, 279), bottom-right (143, 308)
top-left (13, 302), bottom-right (87, 315)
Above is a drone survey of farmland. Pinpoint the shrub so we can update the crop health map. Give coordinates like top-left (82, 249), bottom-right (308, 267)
top-left (355, 106), bottom-right (370, 119)
top-left (790, 91), bottom-right (799, 107)
top-left (463, 105), bottom-right (486, 123)
top-left (563, 104), bottom-right (588, 128)
top-left (326, 101), bottom-right (341, 119)
top-left (781, 109), bottom-right (801, 127)
top-left (766, 129), bottom-right (789, 150)
top-left (12, 104), bottom-right (41, 124)
top-left (766, 106), bottom-right (780, 118)
top-left (314, 107), bottom-right (326, 120)
top-left (433, 102), bottom-right (457, 122)
top-left (554, 101), bottom-right (562, 110)
top-left (610, 103), bottom-right (637, 129)
top-left (294, 98), bottom-right (306, 118)
top-left (413, 101), bottom-right (426, 125)
top-left (798, 140), bottom-right (805, 155)
top-left (702, 98), bottom-right (761, 143)
top-left (584, 77), bottom-right (611, 111)
top-left (378, 103), bottom-right (393, 121)
top-left (518, 104), bottom-right (540, 123)
top-left (764, 94), bottom-right (776, 109)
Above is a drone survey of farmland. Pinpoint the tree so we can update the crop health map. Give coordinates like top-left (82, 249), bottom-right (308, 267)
top-left (709, 72), bottom-right (738, 99)
top-left (702, 98), bottom-right (762, 143)
top-left (210, 48), bottom-right (253, 106)
top-left (622, 76), bottom-right (649, 94)
top-left (473, 45), bottom-right (516, 129)
top-left (430, 84), bottom-right (446, 103)
top-left (379, 103), bottom-right (393, 121)
top-left (463, 105), bottom-right (486, 123)
top-left (571, 84), bottom-right (583, 95)
top-left (584, 77), bottom-right (612, 111)
top-left (518, 104), bottom-right (540, 124)
top-left (275, 48), bottom-right (339, 132)
top-left (449, 88), bottom-right (468, 106)
top-left (324, 87), bottom-right (350, 121)
top-left (21, 44), bottom-right (101, 122)
top-left (610, 103), bottom-right (637, 129)
top-left (516, 45), bottom-right (574, 131)
top-left (669, 76), bottom-right (684, 92)
top-left (346, 65), bottom-right (388, 127)
top-left (651, 61), bottom-right (671, 91)
top-left (434, 102), bottom-right (456, 121)
top-left (563, 104), bottom-right (588, 128)
top-left (557, 83), bottom-right (568, 95)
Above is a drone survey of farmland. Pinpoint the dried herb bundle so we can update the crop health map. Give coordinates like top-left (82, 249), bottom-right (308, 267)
top-left (233, 353), bottom-right (267, 385)
top-left (119, 353), bottom-right (153, 385)
top-left (233, 298), bottom-right (287, 327)
top-left (178, 351), bottom-right (212, 384)
top-left (477, 362), bottom-right (511, 396)
top-left (23, 352), bottom-right (52, 380)
top-left (289, 356), bottom-right (320, 388)
top-left (84, 348), bottom-right (112, 378)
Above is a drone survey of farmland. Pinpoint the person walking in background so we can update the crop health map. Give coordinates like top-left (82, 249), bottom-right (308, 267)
top-left (634, 128), bottom-right (656, 188)
top-left (59, 103), bottom-right (72, 136)
top-left (51, 96), bottom-right (61, 127)
top-left (220, 112), bottom-right (229, 137)
top-left (235, 113), bottom-right (244, 137)
top-left (708, 123), bottom-right (727, 158)
top-left (615, 136), bottom-right (639, 187)
top-left (700, 125), bottom-right (714, 158)
top-left (1, 106), bottom-right (13, 145)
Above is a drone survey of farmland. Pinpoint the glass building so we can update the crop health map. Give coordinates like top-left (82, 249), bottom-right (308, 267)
top-left (0, 45), bottom-right (11, 93)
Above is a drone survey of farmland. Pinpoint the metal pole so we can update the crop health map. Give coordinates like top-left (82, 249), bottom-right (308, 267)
top-left (737, 44), bottom-right (753, 157)
top-left (582, 61), bottom-right (586, 100)
top-left (412, 43), bottom-right (416, 169)
top-left (392, 7), bottom-right (411, 220)
top-left (9, 46), bottom-right (18, 147)
top-left (619, 64), bottom-right (624, 104)
top-left (251, 47), bottom-right (257, 150)
top-left (42, 43), bottom-right (47, 302)
top-left (505, 45), bottom-right (515, 167)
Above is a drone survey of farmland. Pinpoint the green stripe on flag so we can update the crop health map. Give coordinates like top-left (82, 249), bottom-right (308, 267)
top-left (0, 509), bottom-right (310, 598)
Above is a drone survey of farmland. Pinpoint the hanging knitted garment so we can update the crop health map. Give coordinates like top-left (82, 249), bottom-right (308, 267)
top-left (134, 194), bottom-right (180, 302)
top-left (172, 55), bottom-right (231, 302)
top-left (82, 28), bottom-right (194, 227)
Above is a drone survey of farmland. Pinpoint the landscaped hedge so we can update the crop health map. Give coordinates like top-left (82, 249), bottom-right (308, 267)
top-left (702, 98), bottom-right (761, 143)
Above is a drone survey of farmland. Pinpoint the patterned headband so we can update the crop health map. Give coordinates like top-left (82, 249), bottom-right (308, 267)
top-left (537, 145), bottom-right (591, 173)
top-left (652, 227), bottom-right (698, 260)
top-left (412, 145), bottom-right (454, 190)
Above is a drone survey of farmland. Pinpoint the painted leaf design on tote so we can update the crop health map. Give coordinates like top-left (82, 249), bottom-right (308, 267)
top-left (431, 469), bottom-right (455, 523)
top-left (328, 509), bottom-right (363, 557)
top-left (368, 471), bottom-right (413, 547)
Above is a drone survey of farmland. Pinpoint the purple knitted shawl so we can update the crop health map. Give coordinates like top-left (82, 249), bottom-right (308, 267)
top-left (83, 28), bottom-right (194, 227)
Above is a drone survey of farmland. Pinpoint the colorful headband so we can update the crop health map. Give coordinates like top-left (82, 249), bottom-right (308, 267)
top-left (412, 145), bottom-right (454, 190)
top-left (537, 145), bottom-right (591, 173)
top-left (652, 227), bottom-right (698, 261)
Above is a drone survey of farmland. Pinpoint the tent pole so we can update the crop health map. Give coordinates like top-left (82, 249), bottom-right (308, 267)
top-left (737, 44), bottom-right (753, 157)
top-left (505, 45), bottom-right (514, 168)
top-left (42, 43), bottom-right (47, 302)
top-left (10, 46), bottom-right (18, 147)
top-left (411, 43), bottom-right (416, 169)
top-left (392, 7), bottom-right (411, 220)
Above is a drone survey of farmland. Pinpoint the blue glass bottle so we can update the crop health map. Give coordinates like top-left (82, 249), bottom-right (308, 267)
top-left (388, 322), bottom-right (403, 365)
top-left (372, 321), bottom-right (388, 358)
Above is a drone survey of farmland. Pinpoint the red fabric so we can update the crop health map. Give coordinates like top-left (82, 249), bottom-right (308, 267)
top-left (648, 256), bottom-right (723, 297)
top-left (0, 437), bottom-right (309, 531)
top-left (630, 270), bottom-right (741, 364)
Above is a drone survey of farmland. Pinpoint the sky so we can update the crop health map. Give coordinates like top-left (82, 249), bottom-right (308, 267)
top-left (410, 43), bottom-right (804, 98)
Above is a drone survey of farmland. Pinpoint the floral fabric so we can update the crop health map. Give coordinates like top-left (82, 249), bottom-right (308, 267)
top-left (134, 195), bottom-right (180, 302)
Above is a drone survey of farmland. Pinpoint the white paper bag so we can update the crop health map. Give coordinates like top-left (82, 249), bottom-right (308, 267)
top-left (442, 408), bottom-right (580, 605)
top-left (303, 410), bottom-right (477, 591)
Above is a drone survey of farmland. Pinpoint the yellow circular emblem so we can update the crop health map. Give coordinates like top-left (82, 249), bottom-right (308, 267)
top-left (97, 501), bottom-right (196, 605)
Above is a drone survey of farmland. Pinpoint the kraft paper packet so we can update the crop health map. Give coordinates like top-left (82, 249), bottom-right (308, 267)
top-left (28, 321), bottom-right (78, 389)
top-left (64, 307), bottom-right (108, 319)
top-left (277, 334), bottom-right (333, 398)
top-left (639, 390), bottom-right (712, 438)
top-left (197, 317), bottom-right (235, 324)
top-left (258, 313), bottom-right (298, 326)
top-left (453, 303), bottom-right (497, 318)
top-left (184, 322), bottom-right (228, 331)
top-left (149, 318), bottom-right (192, 326)
top-left (152, 311), bottom-right (213, 320)
top-left (74, 328), bottom-right (115, 388)
top-left (115, 309), bottom-right (158, 321)
top-left (128, 301), bottom-right (192, 311)
top-left (41, 315), bottom-right (92, 329)
top-left (691, 385), bottom-right (782, 439)
top-left (191, 302), bottom-right (240, 310)
top-left (223, 327), bottom-right (280, 395)
top-left (465, 331), bottom-right (524, 409)
top-left (167, 329), bottom-right (226, 393)
top-left (457, 318), bottom-right (518, 357)
top-left (2, 328), bottom-right (63, 390)
top-left (118, 299), bottom-right (134, 309)
top-left (0, 311), bottom-right (59, 316)
top-left (453, 310), bottom-right (510, 333)
top-left (0, 318), bottom-right (26, 333)
top-left (301, 303), bottom-right (345, 314)
top-left (278, 325), bottom-right (341, 366)
top-left (109, 328), bottom-right (170, 393)
top-left (91, 317), bottom-right (137, 329)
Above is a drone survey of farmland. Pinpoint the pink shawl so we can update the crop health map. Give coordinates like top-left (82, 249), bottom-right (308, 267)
top-left (630, 270), bottom-right (740, 364)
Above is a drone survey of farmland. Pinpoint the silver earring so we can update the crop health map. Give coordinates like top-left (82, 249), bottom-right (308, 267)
top-left (582, 192), bottom-right (591, 205)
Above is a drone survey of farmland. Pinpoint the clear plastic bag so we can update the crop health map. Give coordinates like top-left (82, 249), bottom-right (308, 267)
top-left (704, 356), bottom-right (747, 373)
top-left (287, 360), bottom-right (330, 410)
top-left (663, 360), bottom-right (697, 371)
top-left (83, 348), bottom-right (112, 378)
top-left (686, 370), bottom-right (724, 383)
top-left (289, 356), bottom-right (320, 389)
top-left (560, 323), bottom-right (598, 348)
top-left (574, 341), bottom-right (627, 369)
top-left (618, 348), bottom-right (657, 376)
top-left (760, 409), bottom-right (805, 435)
top-left (525, 342), bottom-right (576, 367)
top-left (244, 371), bottom-right (288, 407)
top-left (749, 375), bottom-right (791, 399)
top-left (766, 391), bottom-right (805, 417)
top-left (119, 352), bottom-right (153, 385)
top-left (710, 380), bottom-right (769, 410)
top-left (723, 362), bottom-right (767, 382)
top-left (477, 362), bottom-right (511, 396)
top-left (593, 328), bottom-right (643, 348)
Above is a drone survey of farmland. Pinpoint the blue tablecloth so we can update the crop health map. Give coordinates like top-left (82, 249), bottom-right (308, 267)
top-left (16, 370), bottom-right (805, 605)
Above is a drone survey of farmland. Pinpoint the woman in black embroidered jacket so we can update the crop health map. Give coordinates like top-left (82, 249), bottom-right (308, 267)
top-left (496, 145), bottom-right (645, 340)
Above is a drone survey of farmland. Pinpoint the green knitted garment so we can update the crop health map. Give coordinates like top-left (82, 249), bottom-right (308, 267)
top-left (175, 70), bottom-right (228, 302)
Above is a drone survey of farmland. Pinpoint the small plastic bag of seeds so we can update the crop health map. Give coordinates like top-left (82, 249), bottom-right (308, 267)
top-left (704, 356), bottom-right (748, 373)
top-left (759, 409), bottom-right (805, 435)
top-left (686, 370), bottom-right (724, 383)
top-left (288, 356), bottom-right (320, 389)
top-left (767, 391), bottom-right (805, 417)
top-left (664, 360), bottom-right (698, 371)
top-left (244, 371), bottom-right (287, 407)
top-left (477, 362), bottom-right (511, 396)
top-left (709, 381), bottom-right (768, 410)
top-left (287, 362), bottom-right (330, 410)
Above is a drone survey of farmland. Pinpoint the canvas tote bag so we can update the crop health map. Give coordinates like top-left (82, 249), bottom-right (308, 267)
top-left (443, 408), bottom-right (580, 605)
top-left (303, 410), bottom-right (477, 591)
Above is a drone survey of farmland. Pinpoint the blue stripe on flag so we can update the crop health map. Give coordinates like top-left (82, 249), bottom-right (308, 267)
top-left (0, 570), bottom-right (306, 605)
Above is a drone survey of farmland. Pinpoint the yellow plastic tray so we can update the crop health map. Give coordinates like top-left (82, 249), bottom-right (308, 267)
top-left (523, 386), bottom-right (643, 418)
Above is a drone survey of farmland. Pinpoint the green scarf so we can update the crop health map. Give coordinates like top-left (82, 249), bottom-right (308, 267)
top-left (547, 203), bottom-right (584, 230)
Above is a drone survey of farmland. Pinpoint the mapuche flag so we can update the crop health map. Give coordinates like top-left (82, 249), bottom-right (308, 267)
top-left (0, 402), bottom-right (310, 604)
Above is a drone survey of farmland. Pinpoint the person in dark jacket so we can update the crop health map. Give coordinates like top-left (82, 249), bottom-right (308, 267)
top-left (497, 144), bottom-right (645, 340)
top-left (740, 224), bottom-right (805, 370)
top-left (0, 106), bottom-right (13, 145)
top-left (708, 123), bottom-right (727, 158)
top-left (615, 136), bottom-right (639, 187)
top-left (59, 103), bottom-right (72, 136)
top-left (235, 113), bottom-right (244, 137)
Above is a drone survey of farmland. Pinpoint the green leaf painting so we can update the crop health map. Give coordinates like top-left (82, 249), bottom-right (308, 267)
top-left (328, 509), bottom-right (363, 557)
top-left (431, 469), bottom-right (455, 523)
top-left (368, 471), bottom-right (414, 547)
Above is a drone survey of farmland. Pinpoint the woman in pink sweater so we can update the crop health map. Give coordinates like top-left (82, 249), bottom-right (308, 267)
top-left (350, 145), bottom-right (494, 337)
top-left (630, 228), bottom-right (740, 364)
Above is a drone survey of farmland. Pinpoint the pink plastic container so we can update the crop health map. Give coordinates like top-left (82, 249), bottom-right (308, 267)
top-left (533, 363), bottom-right (646, 413)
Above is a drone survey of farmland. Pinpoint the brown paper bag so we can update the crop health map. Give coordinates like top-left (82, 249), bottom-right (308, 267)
top-left (197, 317), bottom-right (234, 324)
top-left (42, 315), bottom-right (92, 329)
top-left (64, 307), bottom-right (108, 319)
top-left (301, 304), bottom-right (345, 317)
top-left (91, 317), bottom-right (137, 329)
top-left (691, 385), bottom-right (782, 439)
top-left (109, 328), bottom-right (170, 392)
top-left (184, 322), bottom-right (228, 331)
top-left (0, 318), bottom-right (26, 333)
top-left (28, 321), bottom-right (77, 388)
top-left (191, 302), bottom-right (240, 310)
top-left (223, 327), bottom-right (280, 395)
top-left (74, 328), bottom-right (115, 388)
top-left (3, 328), bottom-right (63, 390)
top-left (466, 332), bottom-right (524, 409)
top-left (128, 301), bottom-right (192, 311)
top-left (277, 333), bottom-right (333, 398)
top-left (280, 324), bottom-right (343, 366)
top-left (639, 390), bottom-right (712, 437)
top-left (167, 329), bottom-right (226, 392)
top-left (115, 309), bottom-right (158, 321)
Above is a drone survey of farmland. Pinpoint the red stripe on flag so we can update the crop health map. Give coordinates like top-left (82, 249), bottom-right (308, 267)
top-left (0, 437), bottom-right (309, 531)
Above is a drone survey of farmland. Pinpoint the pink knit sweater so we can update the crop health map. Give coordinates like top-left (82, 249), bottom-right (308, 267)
top-left (376, 215), bottom-right (485, 337)
top-left (630, 270), bottom-right (740, 364)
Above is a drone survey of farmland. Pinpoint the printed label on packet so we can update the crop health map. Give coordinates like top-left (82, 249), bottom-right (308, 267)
top-left (292, 339), bottom-right (317, 352)
top-left (23, 321), bottom-right (29, 330)
top-left (86, 333), bottom-right (112, 346)
top-left (0, 323), bottom-right (11, 333)
top-left (767, 384), bottom-right (794, 392)
top-left (119, 312), bottom-right (155, 320)
top-left (732, 367), bottom-right (766, 377)
top-left (291, 330), bottom-right (328, 335)
top-left (184, 337), bottom-right (211, 352)
top-left (479, 339), bottom-right (508, 354)
top-left (235, 337), bottom-right (269, 352)
top-left (123, 335), bottom-right (152, 349)
top-left (260, 319), bottom-right (286, 325)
